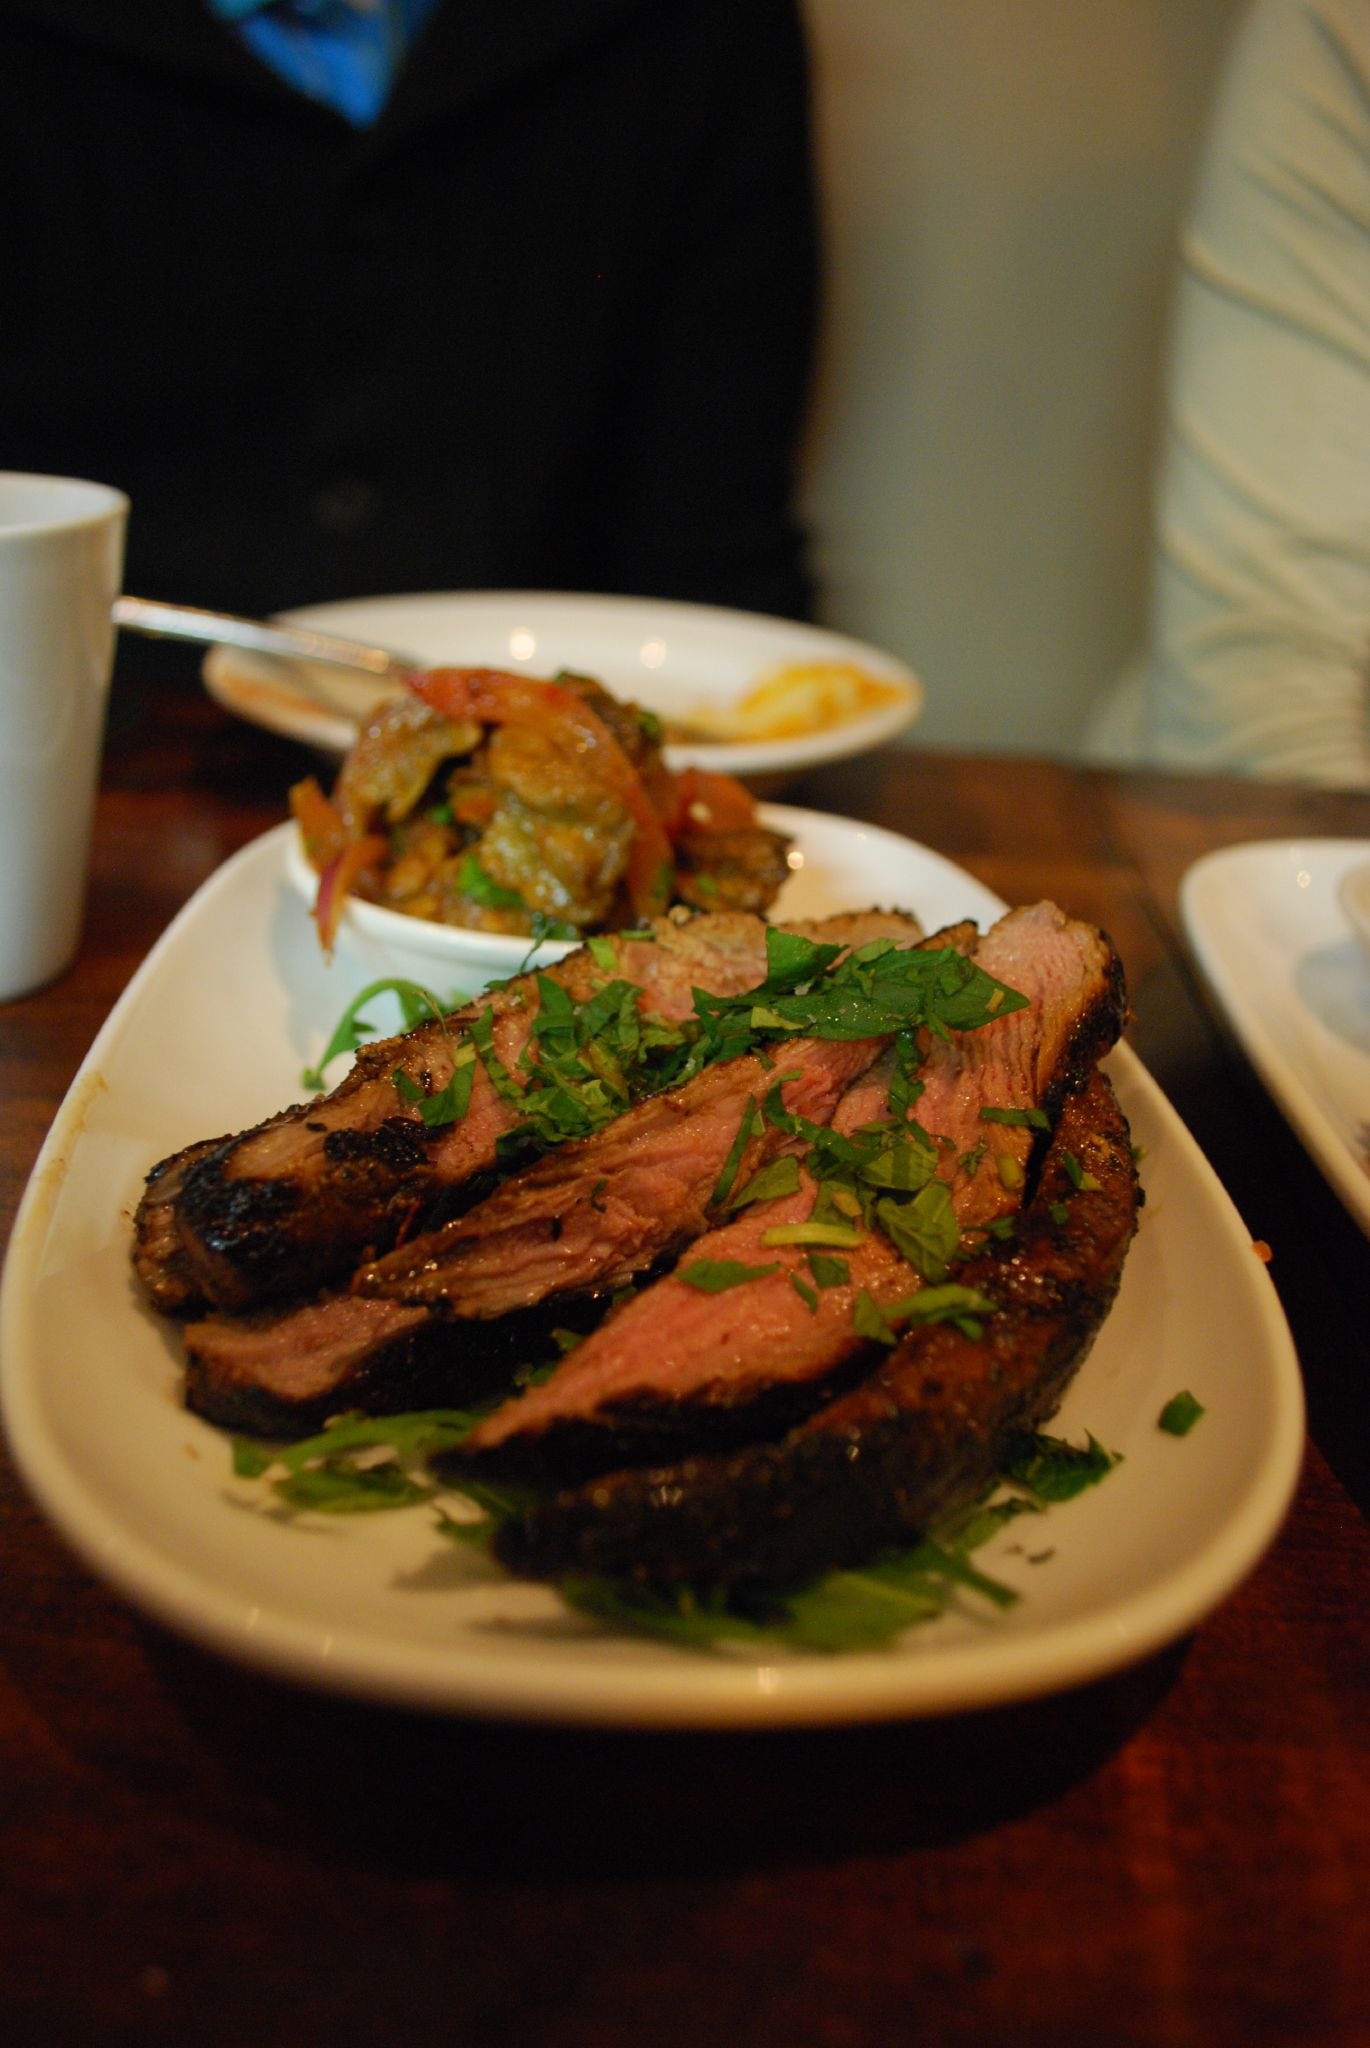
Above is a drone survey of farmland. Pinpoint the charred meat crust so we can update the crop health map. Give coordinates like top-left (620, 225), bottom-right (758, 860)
top-left (489, 1068), bottom-right (1139, 1588)
top-left (130, 1133), bottom-right (235, 1315)
top-left (171, 1111), bottom-right (437, 1313)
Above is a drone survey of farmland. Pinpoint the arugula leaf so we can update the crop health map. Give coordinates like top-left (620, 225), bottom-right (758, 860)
top-left (232, 1413), bottom-right (1121, 1656)
top-left (558, 1499), bottom-right (1031, 1654)
top-left (434, 1478), bottom-right (548, 1550)
top-left (231, 1408), bottom-right (488, 1516)
top-left (467, 1004), bottom-right (524, 1106)
top-left (301, 976), bottom-right (455, 1092)
top-left (267, 1464), bottom-right (435, 1514)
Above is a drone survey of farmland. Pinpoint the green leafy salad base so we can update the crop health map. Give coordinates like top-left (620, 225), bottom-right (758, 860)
top-left (231, 1412), bottom-right (1121, 1657)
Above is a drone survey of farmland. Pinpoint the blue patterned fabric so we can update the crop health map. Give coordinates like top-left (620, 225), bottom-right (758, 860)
top-left (206, 0), bottom-right (439, 125)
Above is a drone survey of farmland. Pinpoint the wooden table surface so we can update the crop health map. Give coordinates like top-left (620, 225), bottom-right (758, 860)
top-left (2, 669), bottom-right (1367, 2048)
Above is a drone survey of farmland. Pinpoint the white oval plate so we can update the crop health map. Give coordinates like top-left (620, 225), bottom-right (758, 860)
top-left (1181, 837), bottom-right (1370, 1238)
top-left (1, 825), bottom-right (1303, 1727)
top-left (201, 589), bottom-right (923, 776)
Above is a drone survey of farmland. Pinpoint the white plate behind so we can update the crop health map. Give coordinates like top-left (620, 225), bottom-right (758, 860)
top-left (1181, 838), bottom-right (1370, 1238)
top-left (201, 588), bottom-right (923, 776)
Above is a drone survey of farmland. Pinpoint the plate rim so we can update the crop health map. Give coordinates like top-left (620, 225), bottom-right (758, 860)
top-left (1, 827), bottom-right (1306, 1727)
top-left (1180, 835), bottom-right (1370, 1238)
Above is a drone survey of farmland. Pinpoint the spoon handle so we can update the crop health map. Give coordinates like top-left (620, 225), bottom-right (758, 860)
top-left (113, 595), bottom-right (417, 684)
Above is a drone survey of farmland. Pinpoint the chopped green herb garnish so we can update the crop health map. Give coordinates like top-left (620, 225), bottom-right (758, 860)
top-left (711, 1096), bottom-right (762, 1206)
top-left (1158, 1390), bottom-right (1205, 1436)
top-left (874, 1179), bottom-right (960, 1284)
top-left (303, 925), bottom-right (1032, 1199)
top-left (457, 854), bottom-right (527, 912)
top-left (391, 1051), bottom-right (476, 1128)
top-left (760, 1218), bottom-right (867, 1250)
top-left (728, 1153), bottom-right (803, 1210)
top-left (1061, 1149), bottom-right (1101, 1192)
top-left (789, 1270), bottom-right (820, 1314)
top-left (853, 1281), bottom-right (997, 1345)
top-left (852, 1289), bottom-right (899, 1345)
top-left (677, 1257), bottom-right (782, 1294)
top-left (691, 929), bottom-right (1027, 1062)
top-left (1005, 1430), bottom-right (1120, 1501)
top-left (978, 1105), bottom-right (1050, 1129)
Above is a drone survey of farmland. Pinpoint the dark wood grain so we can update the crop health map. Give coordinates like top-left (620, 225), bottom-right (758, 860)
top-left (2, 674), bottom-right (1367, 2048)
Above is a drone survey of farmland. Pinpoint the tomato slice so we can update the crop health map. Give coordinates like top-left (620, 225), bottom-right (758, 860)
top-left (665, 765), bottom-right (760, 837)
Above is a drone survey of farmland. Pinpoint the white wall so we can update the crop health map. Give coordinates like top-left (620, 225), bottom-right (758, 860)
top-left (800, 0), bottom-right (1247, 758)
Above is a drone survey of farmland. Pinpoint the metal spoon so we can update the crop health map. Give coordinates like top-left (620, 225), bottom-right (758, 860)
top-left (112, 595), bottom-right (419, 688)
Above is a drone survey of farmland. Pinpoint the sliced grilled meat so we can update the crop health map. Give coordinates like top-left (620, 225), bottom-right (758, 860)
top-left (137, 907), bottom-right (922, 1317)
top-left (181, 1289), bottom-right (602, 1439)
top-left (355, 916), bottom-right (976, 1315)
top-left (175, 932), bottom-right (957, 1439)
top-left (454, 902), bottom-right (1125, 1477)
top-left (184, 1295), bottom-right (450, 1437)
top-left (355, 1031), bottom-right (890, 1316)
top-left (490, 1066), bottom-right (1139, 1587)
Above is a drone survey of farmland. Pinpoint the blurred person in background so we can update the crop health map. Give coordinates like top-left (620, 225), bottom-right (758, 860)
top-left (2, 0), bottom-right (818, 627)
top-left (1088, 0), bottom-right (1370, 787)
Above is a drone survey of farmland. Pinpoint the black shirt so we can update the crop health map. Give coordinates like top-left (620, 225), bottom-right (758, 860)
top-left (3, 0), bottom-right (818, 621)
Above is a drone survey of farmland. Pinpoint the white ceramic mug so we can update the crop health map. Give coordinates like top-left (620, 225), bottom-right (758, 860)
top-left (0, 473), bottom-right (128, 1001)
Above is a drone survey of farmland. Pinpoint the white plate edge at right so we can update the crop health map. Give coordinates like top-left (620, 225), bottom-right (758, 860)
top-left (1180, 837), bottom-right (1370, 1238)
